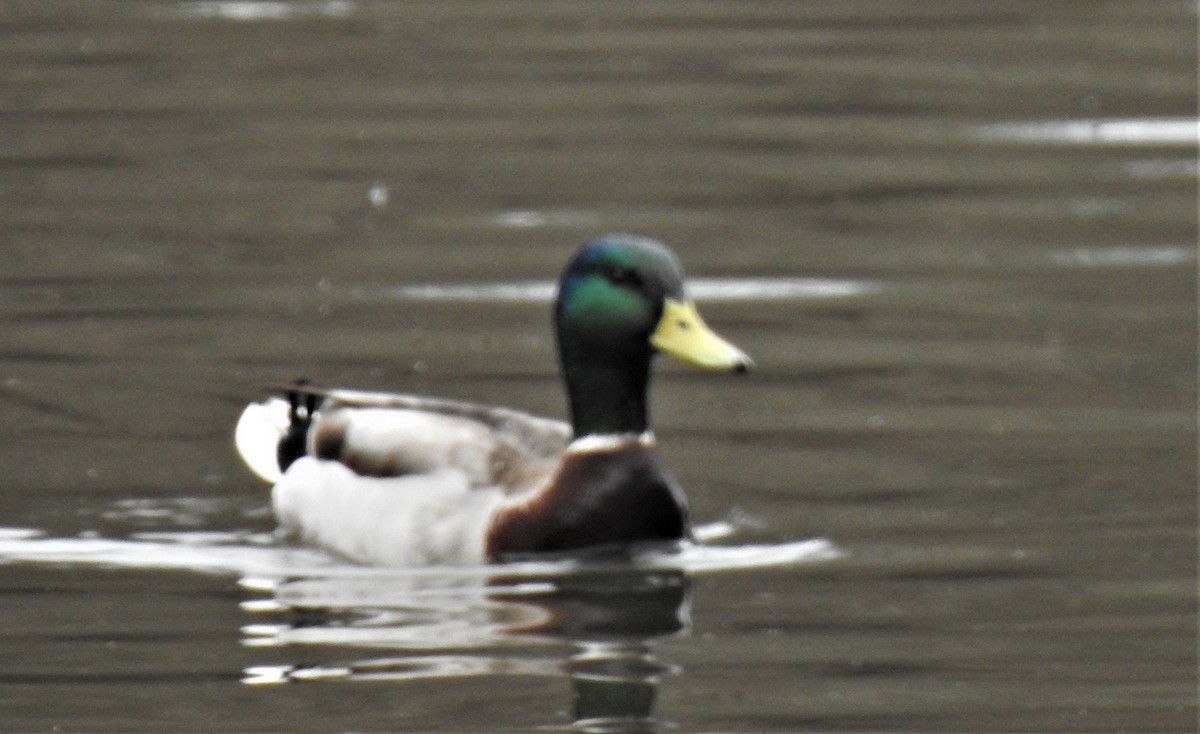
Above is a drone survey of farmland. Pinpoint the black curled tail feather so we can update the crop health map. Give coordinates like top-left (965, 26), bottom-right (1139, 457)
top-left (276, 380), bottom-right (318, 473)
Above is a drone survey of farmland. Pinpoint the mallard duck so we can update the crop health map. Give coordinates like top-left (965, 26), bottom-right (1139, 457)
top-left (235, 234), bottom-right (752, 565)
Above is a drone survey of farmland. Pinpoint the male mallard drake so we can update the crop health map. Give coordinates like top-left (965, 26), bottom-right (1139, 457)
top-left (235, 234), bottom-right (752, 565)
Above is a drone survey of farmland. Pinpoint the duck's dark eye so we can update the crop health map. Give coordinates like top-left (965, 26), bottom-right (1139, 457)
top-left (605, 265), bottom-right (643, 290)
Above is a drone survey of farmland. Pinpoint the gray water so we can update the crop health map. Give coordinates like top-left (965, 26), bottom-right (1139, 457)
top-left (1, 2), bottom-right (1196, 731)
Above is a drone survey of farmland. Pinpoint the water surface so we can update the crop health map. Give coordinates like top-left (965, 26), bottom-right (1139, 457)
top-left (0, 2), bottom-right (1195, 731)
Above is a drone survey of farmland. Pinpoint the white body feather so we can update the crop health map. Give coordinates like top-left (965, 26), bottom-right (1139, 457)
top-left (272, 458), bottom-right (504, 565)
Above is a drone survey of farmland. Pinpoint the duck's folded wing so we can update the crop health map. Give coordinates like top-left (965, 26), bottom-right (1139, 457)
top-left (310, 405), bottom-right (560, 490)
top-left (234, 387), bottom-right (570, 491)
top-left (319, 388), bottom-right (570, 460)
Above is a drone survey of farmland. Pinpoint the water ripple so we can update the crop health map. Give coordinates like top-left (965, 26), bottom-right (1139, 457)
top-left (0, 526), bottom-right (839, 577)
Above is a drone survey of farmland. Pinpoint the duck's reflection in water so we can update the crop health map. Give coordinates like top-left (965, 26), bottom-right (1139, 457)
top-left (498, 568), bottom-right (689, 731)
top-left (241, 562), bottom-right (691, 732)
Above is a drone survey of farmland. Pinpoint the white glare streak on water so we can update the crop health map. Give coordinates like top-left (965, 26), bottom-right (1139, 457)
top-left (174, 1), bottom-right (354, 20)
top-left (1049, 245), bottom-right (1197, 268)
top-left (979, 118), bottom-right (1200, 144)
top-left (384, 278), bottom-right (879, 303)
top-left (491, 210), bottom-right (601, 229)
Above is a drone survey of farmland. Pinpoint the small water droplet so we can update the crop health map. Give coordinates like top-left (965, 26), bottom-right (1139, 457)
top-left (368, 183), bottom-right (389, 208)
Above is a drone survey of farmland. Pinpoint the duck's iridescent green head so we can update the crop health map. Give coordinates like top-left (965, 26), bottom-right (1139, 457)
top-left (554, 234), bottom-right (752, 437)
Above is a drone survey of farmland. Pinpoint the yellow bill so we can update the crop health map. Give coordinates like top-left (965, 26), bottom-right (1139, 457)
top-left (651, 298), bottom-right (753, 372)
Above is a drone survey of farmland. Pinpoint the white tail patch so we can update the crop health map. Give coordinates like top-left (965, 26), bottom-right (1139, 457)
top-left (235, 398), bottom-right (291, 484)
